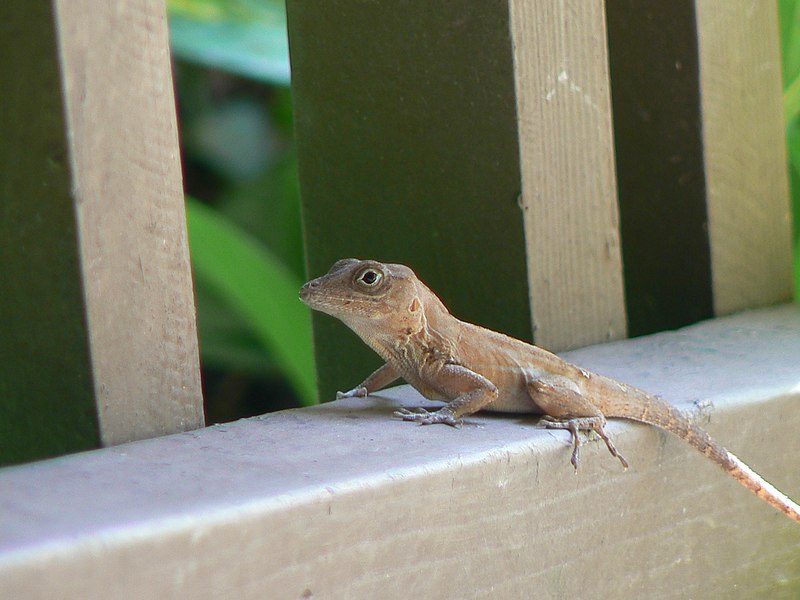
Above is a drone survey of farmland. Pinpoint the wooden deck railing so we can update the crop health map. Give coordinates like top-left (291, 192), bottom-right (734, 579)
top-left (1, 1), bottom-right (798, 598)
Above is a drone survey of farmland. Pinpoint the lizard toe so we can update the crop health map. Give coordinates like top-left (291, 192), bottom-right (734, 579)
top-left (394, 408), bottom-right (461, 428)
top-left (393, 407), bottom-right (428, 421)
top-left (337, 386), bottom-right (368, 399)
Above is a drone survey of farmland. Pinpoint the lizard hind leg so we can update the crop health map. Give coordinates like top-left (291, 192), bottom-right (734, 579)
top-left (528, 376), bottom-right (628, 471)
top-left (541, 416), bottom-right (629, 471)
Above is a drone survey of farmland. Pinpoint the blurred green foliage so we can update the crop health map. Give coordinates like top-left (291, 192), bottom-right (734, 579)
top-left (166, 0), bottom-right (315, 418)
top-left (187, 197), bottom-right (315, 404)
top-left (169, 0), bottom-right (289, 84)
top-left (780, 0), bottom-right (800, 296)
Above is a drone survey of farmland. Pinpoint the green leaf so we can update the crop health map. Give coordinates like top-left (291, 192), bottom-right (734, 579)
top-left (186, 197), bottom-right (317, 405)
top-left (167, 0), bottom-right (290, 85)
top-left (794, 214), bottom-right (800, 296)
top-left (782, 0), bottom-right (800, 264)
top-left (780, 0), bottom-right (800, 85)
top-left (194, 281), bottom-right (276, 377)
top-left (785, 75), bottom-right (800, 124)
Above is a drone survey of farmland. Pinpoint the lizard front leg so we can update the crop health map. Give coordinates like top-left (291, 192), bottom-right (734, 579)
top-left (337, 363), bottom-right (399, 398)
top-left (394, 364), bottom-right (498, 427)
top-left (528, 375), bottom-right (628, 470)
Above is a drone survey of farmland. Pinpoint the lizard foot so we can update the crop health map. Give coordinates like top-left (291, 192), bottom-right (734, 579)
top-left (336, 386), bottom-right (368, 399)
top-left (393, 407), bottom-right (462, 428)
top-left (541, 416), bottom-right (628, 471)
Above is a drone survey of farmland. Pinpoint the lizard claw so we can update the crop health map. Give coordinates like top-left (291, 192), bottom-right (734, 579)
top-left (542, 416), bottom-right (628, 471)
top-left (393, 407), bottom-right (462, 428)
top-left (336, 386), bottom-right (368, 399)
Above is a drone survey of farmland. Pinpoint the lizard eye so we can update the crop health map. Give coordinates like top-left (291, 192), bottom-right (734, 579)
top-left (357, 268), bottom-right (382, 287)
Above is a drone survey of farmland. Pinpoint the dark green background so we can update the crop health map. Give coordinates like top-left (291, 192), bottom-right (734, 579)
top-left (606, 0), bottom-right (715, 336)
top-left (287, 0), bottom-right (532, 400)
top-left (0, 2), bottom-right (101, 465)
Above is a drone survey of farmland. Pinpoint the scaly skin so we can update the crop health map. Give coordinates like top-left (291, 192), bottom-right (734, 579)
top-left (300, 258), bottom-right (800, 524)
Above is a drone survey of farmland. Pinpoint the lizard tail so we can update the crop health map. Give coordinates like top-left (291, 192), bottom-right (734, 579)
top-left (605, 390), bottom-right (800, 524)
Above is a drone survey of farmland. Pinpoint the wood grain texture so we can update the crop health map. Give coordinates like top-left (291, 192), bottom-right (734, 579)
top-left (510, 0), bottom-right (627, 351)
top-left (53, 0), bottom-right (204, 444)
top-left (1, 306), bottom-right (799, 598)
top-left (695, 0), bottom-right (793, 314)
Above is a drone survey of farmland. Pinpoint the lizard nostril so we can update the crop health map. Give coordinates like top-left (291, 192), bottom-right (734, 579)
top-left (300, 279), bottom-right (323, 301)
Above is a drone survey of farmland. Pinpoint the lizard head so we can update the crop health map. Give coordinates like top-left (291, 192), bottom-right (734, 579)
top-left (299, 258), bottom-right (432, 333)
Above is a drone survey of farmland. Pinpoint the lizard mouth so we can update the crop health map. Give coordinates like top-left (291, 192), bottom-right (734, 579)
top-left (298, 282), bottom-right (312, 303)
top-left (299, 282), bottom-right (365, 318)
top-left (299, 280), bottom-right (346, 312)
top-left (298, 281), bottom-right (322, 307)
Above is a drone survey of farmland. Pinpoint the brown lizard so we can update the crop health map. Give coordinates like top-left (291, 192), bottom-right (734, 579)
top-left (300, 258), bottom-right (800, 524)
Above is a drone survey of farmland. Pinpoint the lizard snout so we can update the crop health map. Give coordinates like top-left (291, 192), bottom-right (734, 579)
top-left (299, 279), bottom-right (321, 303)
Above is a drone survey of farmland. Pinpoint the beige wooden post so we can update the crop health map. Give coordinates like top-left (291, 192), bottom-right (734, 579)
top-left (53, 0), bottom-right (204, 445)
top-left (510, 0), bottom-right (627, 351)
top-left (0, 0), bottom-right (203, 464)
top-left (696, 0), bottom-right (793, 313)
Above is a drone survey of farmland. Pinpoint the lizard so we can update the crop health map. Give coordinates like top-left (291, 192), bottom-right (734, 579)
top-left (299, 258), bottom-right (800, 524)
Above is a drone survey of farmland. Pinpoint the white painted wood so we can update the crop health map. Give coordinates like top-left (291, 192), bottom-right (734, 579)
top-left (2, 306), bottom-right (799, 598)
top-left (53, 0), bottom-right (204, 443)
top-left (510, 0), bottom-right (626, 351)
top-left (695, 0), bottom-right (793, 314)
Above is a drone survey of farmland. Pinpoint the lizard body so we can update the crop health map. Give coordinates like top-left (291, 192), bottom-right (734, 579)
top-left (300, 258), bottom-right (800, 524)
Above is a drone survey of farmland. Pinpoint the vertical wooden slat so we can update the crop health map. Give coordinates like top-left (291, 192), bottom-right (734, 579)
top-left (509, 0), bottom-right (627, 350)
top-left (0, 0), bottom-right (204, 464)
top-left (53, 0), bottom-right (205, 445)
top-left (695, 0), bottom-right (793, 314)
top-left (606, 0), bottom-right (792, 336)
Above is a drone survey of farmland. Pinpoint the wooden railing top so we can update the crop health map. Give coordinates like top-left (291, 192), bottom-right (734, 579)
top-left (1, 305), bottom-right (798, 597)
